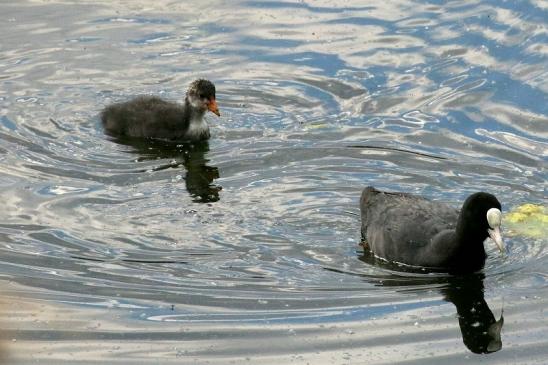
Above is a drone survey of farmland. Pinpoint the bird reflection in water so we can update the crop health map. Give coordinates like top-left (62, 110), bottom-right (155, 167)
top-left (443, 273), bottom-right (503, 353)
top-left (358, 252), bottom-right (503, 354)
top-left (114, 137), bottom-right (221, 203)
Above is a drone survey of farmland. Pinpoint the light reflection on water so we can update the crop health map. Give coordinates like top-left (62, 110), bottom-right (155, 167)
top-left (0, 0), bottom-right (547, 363)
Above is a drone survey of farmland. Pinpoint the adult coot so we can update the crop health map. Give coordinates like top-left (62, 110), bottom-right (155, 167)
top-left (360, 187), bottom-right (504, 273)
top-left (101, 79), bottom-right (220, 141)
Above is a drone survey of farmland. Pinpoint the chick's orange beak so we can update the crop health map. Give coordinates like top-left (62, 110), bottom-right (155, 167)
top-left (208, 98), bottom-right (220, 116)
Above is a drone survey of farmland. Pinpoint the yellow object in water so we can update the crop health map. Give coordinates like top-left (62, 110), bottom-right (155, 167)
top-left (505, 203), bottom-right (548, 238)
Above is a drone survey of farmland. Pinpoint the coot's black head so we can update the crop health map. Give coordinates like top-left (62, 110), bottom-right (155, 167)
top-left (186, 79), bottom-right (220, 116)
top-left (459, 192), bottom-right (504, 252)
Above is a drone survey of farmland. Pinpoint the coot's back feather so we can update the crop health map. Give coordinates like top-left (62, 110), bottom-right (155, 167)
top-left (360, 186), bottom-right (503, 273)
top-left (101, 96), bottom-right (197, 140)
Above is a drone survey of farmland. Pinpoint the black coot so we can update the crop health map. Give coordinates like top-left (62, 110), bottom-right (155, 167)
top-left (360, 187), bottom-right (504, 273)
top-left (101, 79), bottom-right (220, 141)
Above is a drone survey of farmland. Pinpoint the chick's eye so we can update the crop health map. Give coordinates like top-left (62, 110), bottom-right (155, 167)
top-left (199, 94), bottom-right (206, 99)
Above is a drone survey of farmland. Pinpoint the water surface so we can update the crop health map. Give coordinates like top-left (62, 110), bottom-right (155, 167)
top-left (0, 0), bottom-right (547, 363)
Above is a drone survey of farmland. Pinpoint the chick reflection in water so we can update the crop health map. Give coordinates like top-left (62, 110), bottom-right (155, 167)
top-left (117, 137), bottom-right (221, 203)
top-left (359, 252), bottom-right (503, 354)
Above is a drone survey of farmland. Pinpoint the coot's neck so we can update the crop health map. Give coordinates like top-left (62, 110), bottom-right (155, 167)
top-left (183, 97), bottom-right (206, 124)
top-left (182, 97), bottom-right (210, 140)
top-left (454, 212), bottom-right (488, 270)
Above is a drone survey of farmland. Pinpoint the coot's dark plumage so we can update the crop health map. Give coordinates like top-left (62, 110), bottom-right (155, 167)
top-left (360, 187), bottom-right (504, 273)
top-left (101, 79), bottom-right (220, 141)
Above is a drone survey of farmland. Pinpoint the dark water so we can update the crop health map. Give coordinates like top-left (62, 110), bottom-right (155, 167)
top-left (0, 0), bottom-right (547, 363)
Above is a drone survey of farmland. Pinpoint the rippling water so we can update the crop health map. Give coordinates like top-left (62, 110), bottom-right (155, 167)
top-left (0, 0), bottom-right (547, 363)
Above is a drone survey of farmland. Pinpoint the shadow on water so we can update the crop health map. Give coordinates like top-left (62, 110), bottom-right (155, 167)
top-left (113, 137), bottom-right (221, 203)
top-left (326, 249), bottom-right (504, 354)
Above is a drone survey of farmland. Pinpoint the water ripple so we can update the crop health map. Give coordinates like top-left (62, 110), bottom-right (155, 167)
top-left (0, 0), bottom-right (546, 363)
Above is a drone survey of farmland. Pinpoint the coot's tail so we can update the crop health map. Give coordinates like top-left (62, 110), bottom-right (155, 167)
top-left (360, 186), bottom-right (380, 243)
top-left (360, 186), bottom-right (379, 208)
